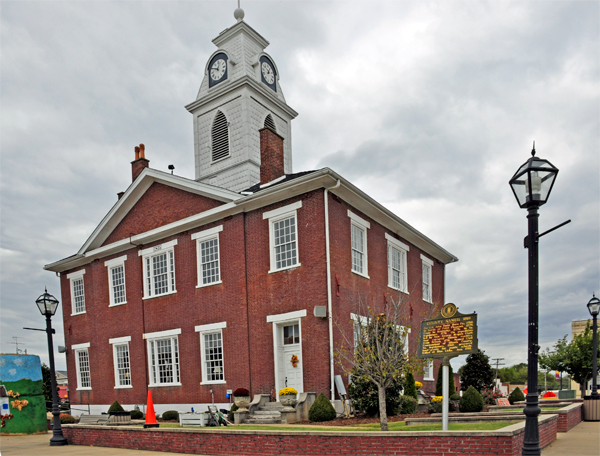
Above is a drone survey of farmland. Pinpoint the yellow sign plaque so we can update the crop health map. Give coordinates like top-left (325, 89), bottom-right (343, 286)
top-left (417, 304), bottom-right (478, 359)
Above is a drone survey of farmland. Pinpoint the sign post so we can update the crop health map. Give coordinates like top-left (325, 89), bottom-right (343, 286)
top-left (417, 303), bottom-right (478, 431)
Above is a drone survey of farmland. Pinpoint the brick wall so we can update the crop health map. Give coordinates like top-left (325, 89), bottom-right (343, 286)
top-left (60, 184), bottom-right (447, 409)
top-left (62, 415), bottom-right (558, 456)
top-left (557, 403), bottom-right (583, 432)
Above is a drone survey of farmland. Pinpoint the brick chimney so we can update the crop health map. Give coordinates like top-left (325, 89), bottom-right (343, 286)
top-left (259, 127), bottom-right (285, 185)
top-left (131, 143), bottom-right (149, 182)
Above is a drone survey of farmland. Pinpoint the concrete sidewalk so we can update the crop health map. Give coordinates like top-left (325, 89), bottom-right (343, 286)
top-left (542, 421), bottom-right (599, 456)
top-left (1, 421), bottom-right (598, 455)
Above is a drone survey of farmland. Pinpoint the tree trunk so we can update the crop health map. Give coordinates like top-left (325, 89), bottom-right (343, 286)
top-left (377, 385), bottom-right (388, 431)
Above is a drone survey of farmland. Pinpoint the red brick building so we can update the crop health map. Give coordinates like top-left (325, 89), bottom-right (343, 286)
top-left (44, 13), bottom-right (457, 415)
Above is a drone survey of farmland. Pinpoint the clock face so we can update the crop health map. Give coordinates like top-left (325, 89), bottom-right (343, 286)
top-left (261, 61), bottom-right (275, 85)
top-left (210, 59), bottom-right (226, 82)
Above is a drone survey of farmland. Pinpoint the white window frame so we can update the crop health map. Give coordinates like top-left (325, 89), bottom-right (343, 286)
top-left (386, 234), bottom-right (409, 293)
top-left (348, 210), bottom-right (370, 278)
top-left (195, 322), bottom-right (227, 385)
top-left (350, 313), bottom-right (410, 355)
top-left (144, 328), bottom-right (182, 387)
top-left (423, 359), bottom-right (435, 381)
top-left (109, 336), bottom-right (132, 389)
top-left (192, 226), bottom-right (223, 288)
top-left (139, 240), bottom-right (177, 299)
top-left (263, 201), bottom-right (302, 273)
top-left (72, 342), bottom-right (91, 390)
top-left (67, 269), bottom-right (86, 315)
top-left (421, 254), bottom-right (434, 304)
top-left (105, 255), bottom-right (127, 307)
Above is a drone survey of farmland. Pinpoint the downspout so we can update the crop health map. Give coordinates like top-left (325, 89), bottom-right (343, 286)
top-left (324, 179), bottom-right (341, 400)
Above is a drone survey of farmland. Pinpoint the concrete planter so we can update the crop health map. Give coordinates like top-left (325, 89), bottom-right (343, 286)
top-left (234, 396), bottom-right (250, 411)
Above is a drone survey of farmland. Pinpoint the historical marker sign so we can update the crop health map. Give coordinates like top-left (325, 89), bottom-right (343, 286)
top-left (417, 303), bottom-right (478, 359)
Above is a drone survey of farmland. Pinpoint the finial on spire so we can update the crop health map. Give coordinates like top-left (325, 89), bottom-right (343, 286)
top-left (531, 141), bottom-right (536, 157)
top-left (234, 0), bottom-right (244, 22)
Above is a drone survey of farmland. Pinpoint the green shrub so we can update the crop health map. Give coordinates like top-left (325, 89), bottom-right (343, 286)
top-left (435, 363), bottom-right (456, 397)
top-left (161, 410), bottom-right (179, 421)
top-left (228, 403), bottom-right (238, 422)
top-left (459, 386), bottom-right (484, 412)
top-left (398, 395), bottom-right (418, 415)
top-left (450, 393), bottom-right (461, 401)
top-left (60, 413), bottom-right (76, 424)
top-left (508, 387), bottom-right (525, 405)
top-left (428, 401), bottom-right (442, 413)
top-left (404, 372), bottom-right (418, 400)
top-left (130, 410), bottom-right (144, 420)
top-left (348, 375), bottom-right (403, 417)
top-left (308, 393), bottom-right (336, 422)
top-left (107, 401), bottom-right (125, 414)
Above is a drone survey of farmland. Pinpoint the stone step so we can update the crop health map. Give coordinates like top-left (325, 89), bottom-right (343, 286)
top-left (260, 403), bottom-right (284, 410)
top-left (254, 410), bottom-right (281, 416)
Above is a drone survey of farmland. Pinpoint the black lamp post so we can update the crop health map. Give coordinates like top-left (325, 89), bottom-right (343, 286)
top-left (509, 144), bottom-right (558, 456)
top-left (587, 294), bottom-right (600, 398)
top-left (35, 288), bottom-right (68, 446)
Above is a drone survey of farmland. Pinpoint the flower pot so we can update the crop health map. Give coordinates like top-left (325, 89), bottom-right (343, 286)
top-left (279, 395), bottom-right (297, 411)
top-left (234, 396), bottom-right (250, 411)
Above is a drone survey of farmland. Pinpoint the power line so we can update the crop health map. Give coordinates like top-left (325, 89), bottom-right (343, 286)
top-left (492, 358), bottom-right (506, 381)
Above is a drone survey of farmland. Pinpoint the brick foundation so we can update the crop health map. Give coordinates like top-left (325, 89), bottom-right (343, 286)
top-left (62, 415), bottom-right (558, 456)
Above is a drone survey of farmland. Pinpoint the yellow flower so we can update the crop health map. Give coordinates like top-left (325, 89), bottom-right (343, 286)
top-left (415, 381), bottom-right (423, 388)
top-left (278, 387), bottom-right (298, 396)
top-left (432, 396), bottom-right (443, 402)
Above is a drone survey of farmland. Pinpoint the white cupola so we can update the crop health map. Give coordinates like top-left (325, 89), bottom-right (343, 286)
top-left (185, 9), bottom-right (298, 192)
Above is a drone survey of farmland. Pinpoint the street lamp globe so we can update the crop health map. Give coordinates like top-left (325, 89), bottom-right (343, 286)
top-left (35, 288), bottom-right (60, 316)
top-left (587, 294), bottom-right (600, 317)
top-left (509, 143), bottom-right (559, 209)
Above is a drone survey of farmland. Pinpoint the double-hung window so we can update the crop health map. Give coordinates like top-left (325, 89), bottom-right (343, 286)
top-left (105, 255), bottom-right (127, 306)
top-left (72, 342), bottom-right (91, 390)
top-left (386, 233), bottom-right (409, 293)
top-left (109, 336), bottom-right (132, 388)
top-left (348, 210), bottom-right (370, 278)
top-left (192, 225), bottom-right (223, 287)
top-left (67, 269), bottom-right (86, 315)
top-left (421, 255), bottom-right (434, 303)
top-left (196, 322), bottom-right (227, 384)
top-left (139, 240), bottom-right (177, 299)
top-left (423, 359), bottom-right (434, 381)
top-left (263, 201), bottom-right (302, 273)
top-left (145, 329), bottom-right (181, 387)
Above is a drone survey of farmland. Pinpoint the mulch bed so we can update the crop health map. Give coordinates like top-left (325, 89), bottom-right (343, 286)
top-left (294, 412), bottom-right (431, 426)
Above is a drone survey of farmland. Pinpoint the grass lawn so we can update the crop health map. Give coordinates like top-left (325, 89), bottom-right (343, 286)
top-left (156, 421), bottom-right (517, 432)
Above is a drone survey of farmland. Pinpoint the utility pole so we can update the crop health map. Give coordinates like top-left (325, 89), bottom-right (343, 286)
top-left (9, 337), bottom-right (25, 354)
top-left (492, 358), bottom-right (506, 385)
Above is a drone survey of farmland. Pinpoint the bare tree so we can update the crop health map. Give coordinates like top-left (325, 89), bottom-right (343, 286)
top-left (336, 294), bottom-right (411, 431)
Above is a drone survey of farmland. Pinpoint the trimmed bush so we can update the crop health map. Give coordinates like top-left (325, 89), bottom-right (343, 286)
top-left (228, 403), bottom-right (238, 422)
top-left (161, 410), bottom-right (179, 421)
top-left (107, 401), bottom-right (125, 414)
top-left (398, 395), bottom-right (418, 415)
top-left (459, 386), bottom-right (484, 413)
top-left (509, 387), bottom-right (525, 405)
top-left (130, 410), bottom-right (144, 420)
top-left (435, 363), bottom-right (456, 397)
top-left (428, 401), bottom-right (442, 414)
top-left (450, 393), bottom-right (461, 401)
top-left (60, 413), bottom-right (76, 424)
top-left (308, 393), bottom-right (336, 422)
top-left (404, 372), bottom-right (418, 400)
top-left (348, 375), bottom-right (403, 417)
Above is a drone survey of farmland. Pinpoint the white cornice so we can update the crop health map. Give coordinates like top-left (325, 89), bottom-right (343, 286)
top-left (185, 75), bottom-right (298, 119)
top-left (212, 20), bottom-right (269, 49)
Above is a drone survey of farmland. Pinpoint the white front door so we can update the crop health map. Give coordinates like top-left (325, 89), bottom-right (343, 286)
top-left (276, 322), bottom-right (303, 394)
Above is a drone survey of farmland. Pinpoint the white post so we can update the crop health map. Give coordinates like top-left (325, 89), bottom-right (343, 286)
top-left (442, 357), bottom-right (449, 431)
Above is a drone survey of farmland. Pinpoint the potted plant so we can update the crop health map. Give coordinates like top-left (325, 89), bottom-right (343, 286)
top-left (415, 381), bottom-right (423, 390)
top-left (233, 388), bottom-right (251, 411)
top-left (278, 387), bottom-right (298, 409)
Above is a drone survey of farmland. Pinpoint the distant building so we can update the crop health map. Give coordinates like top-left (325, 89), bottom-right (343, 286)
top-left (55, 370), bottom-right (68, 386)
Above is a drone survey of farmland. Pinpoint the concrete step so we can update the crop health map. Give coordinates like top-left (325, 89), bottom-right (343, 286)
top-left (260, 403), bottom-right (284, 411)
top-left (254, 410), bottom-right (281, 416)
top-left (244, 417), bottom-right (282, 424)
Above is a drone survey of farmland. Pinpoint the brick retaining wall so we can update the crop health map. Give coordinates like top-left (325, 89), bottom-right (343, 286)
top-left (556, 403), bottom-right (583, 432)
top-left (62, 415), bottom-right (557, 456)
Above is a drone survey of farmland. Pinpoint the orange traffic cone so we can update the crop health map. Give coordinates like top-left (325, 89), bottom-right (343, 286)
top-left (143, 391), bottom-right (159, 428)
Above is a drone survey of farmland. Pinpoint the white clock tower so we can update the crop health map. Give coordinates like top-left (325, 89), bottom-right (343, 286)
top-left (185, 8), bottom-right (298, 192)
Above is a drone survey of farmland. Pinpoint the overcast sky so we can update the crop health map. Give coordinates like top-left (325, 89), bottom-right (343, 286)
top-left (1, 1), bottom-right (598, 374)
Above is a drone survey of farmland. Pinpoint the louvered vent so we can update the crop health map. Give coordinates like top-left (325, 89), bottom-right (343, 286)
top-left (264, 114), bottom-right (276, 132)
top-left (212, 111), bottom-right (230, 161)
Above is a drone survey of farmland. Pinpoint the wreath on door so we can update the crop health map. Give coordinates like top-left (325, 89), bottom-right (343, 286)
top-left (290, 354), bottom-right (299, 368)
